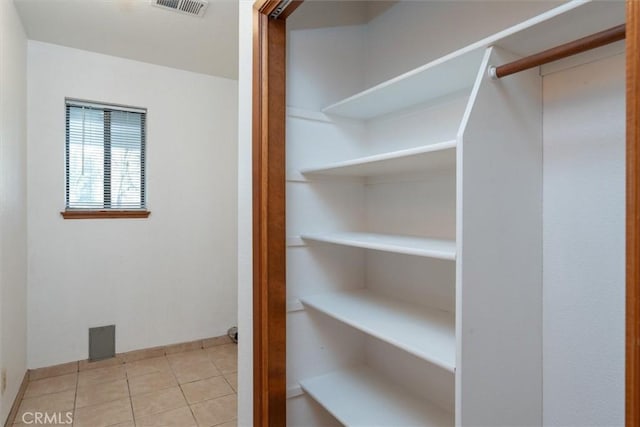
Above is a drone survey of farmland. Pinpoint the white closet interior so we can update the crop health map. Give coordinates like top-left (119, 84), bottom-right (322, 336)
top-left (284, 1), bottom-right (625, 425)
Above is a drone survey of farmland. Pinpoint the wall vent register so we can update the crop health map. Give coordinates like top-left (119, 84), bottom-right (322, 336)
top-left (152, 0), bottom-right (209, 17)
top-left (89, 325), bottom-right (116, 361)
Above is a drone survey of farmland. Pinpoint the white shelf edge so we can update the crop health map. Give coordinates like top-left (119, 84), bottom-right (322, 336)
top-left (300, 140), bottom-right (457, 177)
top-left (286, 106), bottom-right (333, 123)
top-left (286, 299), bottom-right (304, 313)
top-left (286, 236), bottom-right (306, 247)
top-left (300, 366), bottom-right (453, 427)
top-left (287, 384), bottom-right (304, 399)
top-left (286, 170), bottom-right (309, 182)
top-left (301, 289), bottom-right (456, 372)
top-left (301, 232), bottom-right (456, 260)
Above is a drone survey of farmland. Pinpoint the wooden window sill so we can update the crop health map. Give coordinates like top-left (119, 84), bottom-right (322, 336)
top-left (60, 210), bottom-right (151, 219)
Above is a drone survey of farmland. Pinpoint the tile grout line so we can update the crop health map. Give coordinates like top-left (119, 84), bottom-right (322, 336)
top-left (73, 367), bottom-right (79, 426)
top-left (207, 345), bottom-right (239, 424)
top-left (128, 355), bottom-right (201, 426)
top-left (167, 355), bottom-right (200, 426)
top-left (169, 348), bottom-right (238, 426)
top-left (125, 368), bottom-right (136, 427)
top-left (177, 379), bottom-right (199, 426)
top-left (222, 376), bottom-right (236, 394)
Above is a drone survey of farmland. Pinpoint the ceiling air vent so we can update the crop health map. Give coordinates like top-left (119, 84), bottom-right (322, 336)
top-left (152, 0), bottom-right (208, 17)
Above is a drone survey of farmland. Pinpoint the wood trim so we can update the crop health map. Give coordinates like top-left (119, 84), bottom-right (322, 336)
top-left (627, 1), bottom-right (640, 425)
top-left (3, 371), bottom-right (29, 427)
top-left (60, 210), bottom-right (151, 219)
top-left (254, 0), bottom-right (280, 15)
top-left (278, 1), bottom-right (304, 20)
top-left (252, 1), bottom-right (300, 425)
top-left (254, 0), bottom-right (302, 18)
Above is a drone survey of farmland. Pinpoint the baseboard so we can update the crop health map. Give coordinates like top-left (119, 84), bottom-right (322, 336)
top-left (3, 370), bottom-right (29, 427)
top-left (29, 333), bottom-right (234, 381)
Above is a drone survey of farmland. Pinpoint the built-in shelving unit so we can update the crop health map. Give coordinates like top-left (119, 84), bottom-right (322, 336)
top-left (286, 1), bottom-right (624, 425)
top-left (301, 289), bottom-right (455, 371)
top-left (301, 140), bottom-right (456, 177)
top-left (300, 366), bottom-right (452, 427)
top-left (288, 10), bottom-right (468, 422)
top-left (322, 49), bottom-right (484, 120)
top-left (301, 232), bottom-right (456, 260)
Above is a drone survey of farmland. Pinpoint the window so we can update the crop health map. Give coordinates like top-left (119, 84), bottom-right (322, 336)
top-left (63, 100), bottom-right (149, 219)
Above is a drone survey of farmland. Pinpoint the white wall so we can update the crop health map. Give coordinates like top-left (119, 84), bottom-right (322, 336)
top-left (542, 52), bottom-right (625, 426)
top-left (237, 2), bottom-right (253, 425)
top-left (27, 41), bottom-right (238, 369)
top-left (0, 0), bottom-right (28, 421)
top-left (363, 1), bottom-right (561, 86)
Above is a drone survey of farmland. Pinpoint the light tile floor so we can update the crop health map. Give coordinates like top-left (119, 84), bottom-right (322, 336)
top-left (13, 344), bottom-right (237, 427)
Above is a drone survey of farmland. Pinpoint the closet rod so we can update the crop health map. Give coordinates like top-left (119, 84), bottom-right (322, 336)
top-left (490, 23), bottom-right (626, 79)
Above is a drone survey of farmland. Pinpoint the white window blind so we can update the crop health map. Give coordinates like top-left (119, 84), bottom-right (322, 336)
top-left (65, 100), bottom-right (146, 210)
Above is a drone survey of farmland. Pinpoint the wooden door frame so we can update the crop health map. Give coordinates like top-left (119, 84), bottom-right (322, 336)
top-left (252, 1), bottom-right (639, 425)
top-left (252, 1), bottom-right (302, 425)
top-left (626, 1), bottom-right (640, 425)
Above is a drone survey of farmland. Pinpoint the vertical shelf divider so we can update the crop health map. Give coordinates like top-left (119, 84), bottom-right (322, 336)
top-left (455, 45), bottom-right (543, 426)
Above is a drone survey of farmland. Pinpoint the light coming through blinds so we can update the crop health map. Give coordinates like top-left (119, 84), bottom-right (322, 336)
top-left (65, 100), bottom-right (146, 210)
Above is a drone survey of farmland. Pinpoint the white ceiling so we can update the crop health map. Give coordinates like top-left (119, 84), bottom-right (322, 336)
top-left (14, 0), bottom-right (239, 80)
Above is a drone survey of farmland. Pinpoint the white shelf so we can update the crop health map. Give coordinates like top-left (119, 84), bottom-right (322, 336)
top-left (322, 49), bottom-right (484, 120)
top-left (301, 289), bottom-right (455, 372)
top-left (320, 2), bottom-right (624, 122)
top-left (301, 140), bottom-right (456, 177)
top-left (300, 365), bottom-right (453, 427)
top-left (301, 232), bottom-right (456, 260)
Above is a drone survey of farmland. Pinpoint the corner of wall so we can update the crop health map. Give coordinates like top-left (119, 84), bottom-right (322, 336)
top-left (237, 1), bottom-right (253, 425)
top-left (0, 0), bottom-right (29, 423)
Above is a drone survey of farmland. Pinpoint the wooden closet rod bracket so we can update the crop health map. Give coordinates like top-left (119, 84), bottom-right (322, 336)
top-left (489, 23), bottom-right (626, 79)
